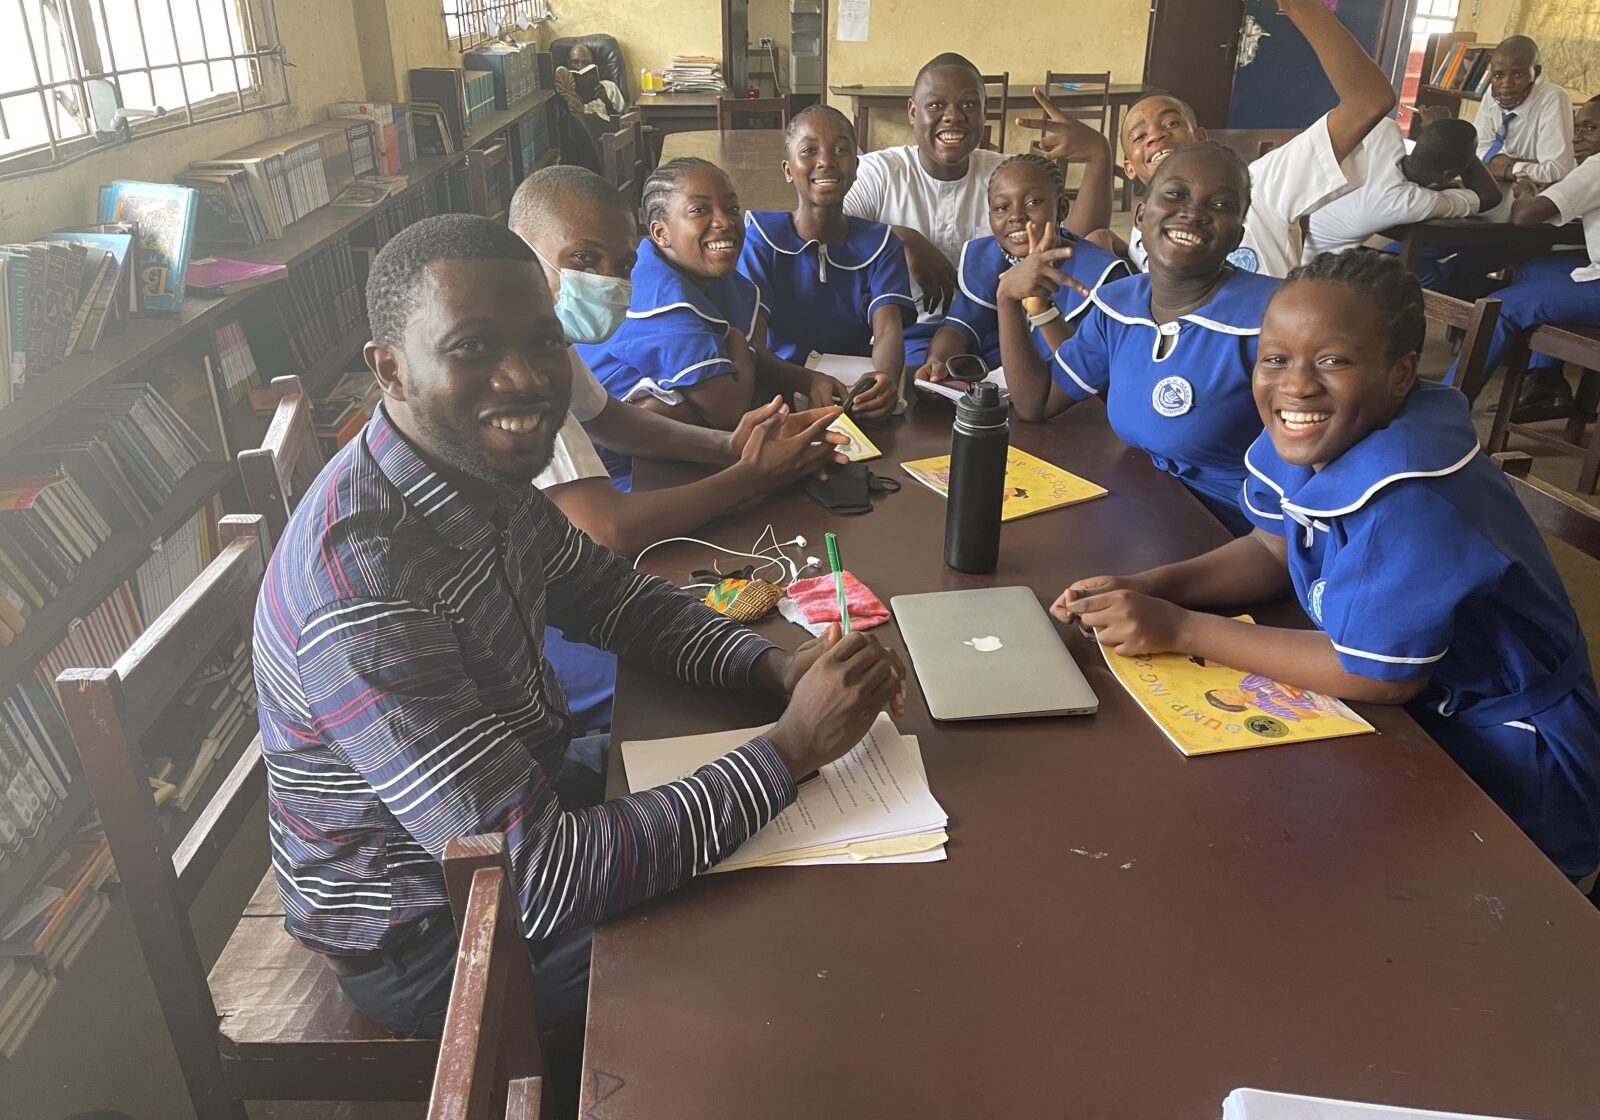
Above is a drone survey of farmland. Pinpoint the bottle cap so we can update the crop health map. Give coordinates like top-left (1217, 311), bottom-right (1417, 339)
top-left (955, 381), bottom-right (1008, 430)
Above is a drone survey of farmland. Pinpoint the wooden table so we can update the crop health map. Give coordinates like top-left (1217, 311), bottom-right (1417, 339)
top-left (1379, 216), bottom-right (1585, 275)
top-left (659, 130), bottom-right (792, 212)
top-left (582, 400), bottom-right (1600, 1118)
top-left (829, 82), bottom-right (1161, 151)
top-left (630, 91), bottom-right (724, 139)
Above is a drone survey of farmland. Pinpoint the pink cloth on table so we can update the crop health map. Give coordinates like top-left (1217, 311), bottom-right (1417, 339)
top-left (785, 571), bottom-right (890, 631)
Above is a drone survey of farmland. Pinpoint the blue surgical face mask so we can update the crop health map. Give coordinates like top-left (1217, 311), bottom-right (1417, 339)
top-left (532, 246), bottom-right (633, 344)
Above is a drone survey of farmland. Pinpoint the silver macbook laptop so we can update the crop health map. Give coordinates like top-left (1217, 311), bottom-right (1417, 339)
top-left (891, 586), bottom-right (1099, 721)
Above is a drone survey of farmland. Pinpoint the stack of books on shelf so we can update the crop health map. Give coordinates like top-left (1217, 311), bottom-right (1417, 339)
top-left (96, 181), bottom-right (200, 315)
top-left (313, 371), bottom-right (383, 455)
top-left (0, 475), bottom-right (112, 642)
top-left (0, 224), bottom-right (140, 401)
top-left (0, 682), bottom-right (74, 863)
top-left (1430, 43), bottom-right (1495, 96)
top-left (664, 55), bottom-right (724, 93)
top-left (132, 497), bottom-right (223, 625)
top-left (209, 319), bottom-right (261, 408)
top-left (264, 234), bottom-right (363, 370)
top-left (149, 636), bottom-right (254, 813)
top-left (327, 102), bottom-right (417, 177)
top-left (465, 45), bottom-right (539, 109)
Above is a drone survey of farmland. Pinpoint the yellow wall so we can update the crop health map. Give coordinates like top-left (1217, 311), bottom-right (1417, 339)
top-left (1455, 0), bottom-right (1597, 97)
top-left (541, 0), bottom-right (723, 79)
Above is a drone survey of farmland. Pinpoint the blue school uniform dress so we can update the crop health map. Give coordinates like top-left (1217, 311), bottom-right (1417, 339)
top-left (576, 239), bottom-right (763, 484)
top-left (737, 211), bottom-right (916, 363)
top-left (1241, 382), bottom-right (1600, 880)
top-left (1050, 269), bottom-right (1279, 535)
top-left (942, 228), bottom-right (1130, 368)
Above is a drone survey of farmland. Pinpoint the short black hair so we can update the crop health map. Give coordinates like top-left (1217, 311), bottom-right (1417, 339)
top-left (1125, 92), bottom-right (1198, 131)
top-left (366, 213), bottom-right (534, 348)
top-left (508, 165), bottom-right (630, 242)
top-left (638, 156), bottom-right (727, 228)
top-left (992, 152), bottom-right (1065, 197)
top-left (1408, 117), bottom-right (1478, 181)
top-left (1495, 35), bottom-right (1540, 66)
top-left (1149, 139), bottom-right (1253, 212)
top-left (784, 102), bottom-right (856, 146)
top-left (914, 52), bottom-right (982, 91)
top-left (1286, 249), bottom-right (1426, 361)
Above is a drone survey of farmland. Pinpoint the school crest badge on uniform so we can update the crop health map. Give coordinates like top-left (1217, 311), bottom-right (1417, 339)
top-left (1309, 578), bottom-right (1327, 623)
top-left (1227, 246), bottom-right (1260, 272)
top-left (1152, 375), bottom-right (1194, 417)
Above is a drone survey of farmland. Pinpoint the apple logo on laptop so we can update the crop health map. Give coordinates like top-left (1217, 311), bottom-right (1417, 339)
top-left (964, 635), bottom-right (1003, 652)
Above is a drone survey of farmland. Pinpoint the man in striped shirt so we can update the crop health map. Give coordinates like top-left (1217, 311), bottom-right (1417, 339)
top-left (252, 214), bottom-right (905, 1077)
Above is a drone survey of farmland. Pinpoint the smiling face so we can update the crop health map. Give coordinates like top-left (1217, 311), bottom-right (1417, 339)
top-left (987, 161), bottom-right (1062, 256)
top-left (1575, 101), bottom-right (1600, 162)
top-left (1253, 280), bottom-right (1418, 470)
top-left (1120, 95), bottom-right (1203, 186)
top-left (648, 165), bottom-right (743, 278)
top-left (1488, 44), bottom-right (1539, 110)
top-left (369, 258), bottom-right (573, 492)
top-left (909, 65), bottom-right (984, 174)
top-left (783, 111), bottom-right (859, 207)
top-left (1134, 146), bottom-right (1247, 280)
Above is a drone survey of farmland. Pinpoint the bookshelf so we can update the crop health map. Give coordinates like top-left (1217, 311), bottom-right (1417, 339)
top-left (1412, 31), bottom-right (1494, 132)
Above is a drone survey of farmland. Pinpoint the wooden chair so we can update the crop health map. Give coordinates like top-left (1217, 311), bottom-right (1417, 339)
top-left (56, 513), bottom-right (441, 1118)
top-left (237, 374), bottom-right (325, 544)
top-left (1422, 291), bottom-right (1500, 393)
top-left (1493, 452), bottom-right (1600, 559)
top-left (979, 72), bottom-right (1010, 151)
top-left (1486, 324), bottom-right (1600, 494)
top-left (600, 125), bottom-right (640, 212)
top-left (427, 834), bottom-right (544, 1120)
top-left (716, 94), bottom-right (791, 131)
top-left (1032, 71), bottom-right (1115, 206)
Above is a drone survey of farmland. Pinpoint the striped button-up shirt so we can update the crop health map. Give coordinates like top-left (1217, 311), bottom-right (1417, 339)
top-left (253, 404), bottom-right (796, 955)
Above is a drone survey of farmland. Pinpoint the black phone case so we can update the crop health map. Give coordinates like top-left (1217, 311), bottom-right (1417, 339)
top-left (803, 463), bottom-right (873, 514)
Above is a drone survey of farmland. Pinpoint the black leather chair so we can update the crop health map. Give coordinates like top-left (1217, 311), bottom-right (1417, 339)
top-left (550, 34), bottom-right (631, 103)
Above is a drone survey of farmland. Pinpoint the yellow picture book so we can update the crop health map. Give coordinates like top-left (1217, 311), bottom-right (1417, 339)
top-left (829, 413), bottom-right (881, 462)
top-left (1100, 618), bottom-right (1375, 756)
top-left (899, 447), bottom-right (1106, 521)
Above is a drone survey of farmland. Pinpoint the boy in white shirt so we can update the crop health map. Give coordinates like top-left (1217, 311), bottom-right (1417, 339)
top-left (1305, 115), bottom-right (1501, 264)
top-left (844, 51), bottom-right (1113, 355)
top-left (1474, 37), bottom-right (1574, 189)
top-left (1051, 0), bottom-right (1393, 278)
top-left (1450, 96), bottom-right (1600, 410)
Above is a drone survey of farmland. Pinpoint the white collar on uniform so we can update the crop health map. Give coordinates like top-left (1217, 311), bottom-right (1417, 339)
top-left (1090, 268), bottom-right (1277, 335)
top-left (744, 210), bottom-right (894, 271)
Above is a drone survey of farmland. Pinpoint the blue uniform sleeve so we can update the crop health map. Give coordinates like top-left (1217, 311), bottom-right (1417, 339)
top-left (737, 235), bottom-right (776, 320)
top-left (867, 232), bottom-right (917, 326)
top-left (1315, 491), bottom-right (1506, 683)
top-left (1051, 304), bottom-right (1112, 400)
top-left (610, 312), bottom-right (737, 401)
top-left (943, 285), bottom-right (996, 354)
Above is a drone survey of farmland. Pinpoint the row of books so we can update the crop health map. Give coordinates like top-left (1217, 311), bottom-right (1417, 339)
top-left (665, 55), bottom-right (725, 93)
top-left (182, 119), bottom-right (379, 247)
top-left (329, 102), bottom-right (420, 178)
top-left (132, 498), bottom-right (223, 628)
top-left (0, 223), bottom-right (142, 399)
top-left (0, 682), bottom-right (75, 860)
top-left (264, 234), bottom-right (363, 371)
top-left (465, 43), bottom-right (541, 109)
top-left (410, 67), bottom-right (500, 151)
top-left (0, 383), bottom-right (210, 647)
top-left (149, 636), bottom-right (254, 814)
top-left (1430, 43), bottom-right (1495, 97)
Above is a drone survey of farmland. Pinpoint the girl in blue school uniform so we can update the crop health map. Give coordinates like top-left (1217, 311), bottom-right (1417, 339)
top-left (914, 153), bottom-right (1129, 377)
top-left (737, 104), bottom-right (910, 420)
top-left (984, 142), bottom-right (1277, 535)
top-left (578, 158), bottom-right (846, 465)
top-left (1056, 249), bottom-right (1600, 884)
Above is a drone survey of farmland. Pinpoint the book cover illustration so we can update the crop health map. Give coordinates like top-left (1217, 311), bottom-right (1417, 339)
top-left (900, 447), bottom-right (1106, 521)
top-left (96, 181), bottom-right (199, 314)
top-left (828, 413), bottom-right (881, 463)
top-left (1100, 618), bottom-right (1375, 756)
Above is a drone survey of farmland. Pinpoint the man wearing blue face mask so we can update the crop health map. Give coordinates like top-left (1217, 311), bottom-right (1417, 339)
top-left (510, 167), bottom-right (848, 730)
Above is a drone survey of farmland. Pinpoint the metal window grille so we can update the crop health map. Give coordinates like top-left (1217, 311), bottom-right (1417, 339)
top-left (1411, 0), bottom-right (1461, 39)
top-left (0, 0), bottom-right (288, 181)
top-left (440, 0), bottom-right (551, 53)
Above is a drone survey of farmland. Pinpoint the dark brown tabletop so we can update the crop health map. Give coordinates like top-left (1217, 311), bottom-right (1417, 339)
top-left (659, 129), bottom-right (792, 212)
top-left (830, 82), bottom-right (1162, 151)
top-left (1379, 216), bottom-right (1585, 273)
top-left (582, 398), bottom-right (1600, 1118)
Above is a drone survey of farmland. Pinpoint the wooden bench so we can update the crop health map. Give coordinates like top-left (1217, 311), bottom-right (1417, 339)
top-left (428, 834), bottom-right (544, 1120)
top-left (56, 514), bottom-right (439, 1117)
top-left (1487, 325), bottom-right (1600, 494)
top-left (237, 374), bottom-right (325, 543)
top-left (1422, 290), bottom-right (1500, 394)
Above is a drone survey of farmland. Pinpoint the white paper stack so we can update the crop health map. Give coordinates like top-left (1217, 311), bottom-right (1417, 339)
top-left (622, 713), bottom-right (948, 871)
top-left (1223, 1089), bottom-right (1529, 1120)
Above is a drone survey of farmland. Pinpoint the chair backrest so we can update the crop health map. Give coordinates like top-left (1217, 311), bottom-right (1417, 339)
top-left (428, 833), bottom-right (544, 1120)
top-left (549, 34), bottom-right (630, 102)
top-left (56, 513), bottom-right (270, 1120)
top-left (1043, 71), bottom-right (1111, 133)
top-left (980, 72), bottom-right (1009, 151)
top-left (1422, 291), bottom-right (1500, 391)
top-left (237, 374), bottom-right (325, 544)
top-left (716, 94), bottom-right (790, 131)
top-left (599, 125), bottom-right (639, 209)
top-left (1493, 452), bottom-right (1600, 559)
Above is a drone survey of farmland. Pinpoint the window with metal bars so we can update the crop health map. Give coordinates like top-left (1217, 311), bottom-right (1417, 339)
top-left (0, 0), bottom-right (288, 180)
top-left (440, 0), bottom-right (551, 53)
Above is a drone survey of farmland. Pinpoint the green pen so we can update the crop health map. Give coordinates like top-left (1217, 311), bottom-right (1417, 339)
top-left (825, 531), bottom-right (851, 635)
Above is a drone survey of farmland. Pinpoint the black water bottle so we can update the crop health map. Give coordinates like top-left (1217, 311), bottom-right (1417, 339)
top-left (944, 383), bottom-right (1010, 573)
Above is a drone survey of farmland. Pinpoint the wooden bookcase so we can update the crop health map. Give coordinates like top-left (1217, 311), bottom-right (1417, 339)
top-left (1411, 30), bottom-right (1494, 135)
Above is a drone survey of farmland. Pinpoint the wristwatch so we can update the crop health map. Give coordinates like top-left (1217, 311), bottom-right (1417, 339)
top-left (1026, 301), bottom-right (1061, 328)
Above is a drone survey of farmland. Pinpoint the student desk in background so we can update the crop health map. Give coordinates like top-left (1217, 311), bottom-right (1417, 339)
top-left (659, 129), bottom-right (793, 212)
top-left (828, 82), bottom-right (1161, 152)
top-left (630, 91), bottom-right (724, 138)
top-left (1379, 216), bottom-right (1585, 275)
top-left (582, 399), bottom-right (1600, 1118)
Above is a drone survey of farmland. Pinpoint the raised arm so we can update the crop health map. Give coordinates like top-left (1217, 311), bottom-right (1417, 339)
top-left (1279, 0), bottom-right (1396, 165)
top-left (1014, 88), bottom-right (1114, 236)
